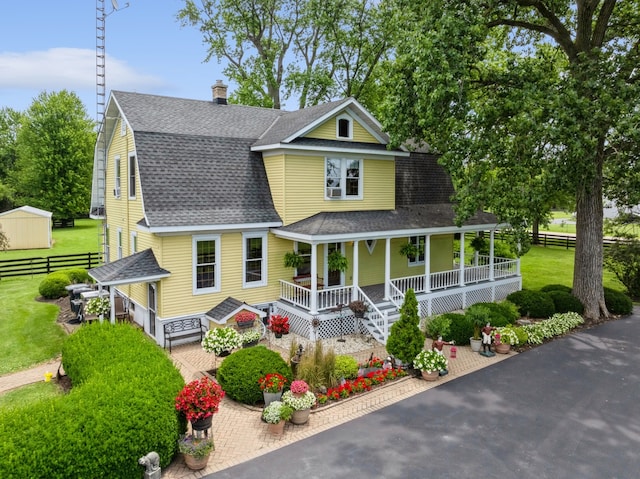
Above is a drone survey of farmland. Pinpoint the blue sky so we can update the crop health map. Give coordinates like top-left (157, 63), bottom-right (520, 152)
top-left (0, 0), bottom-right (226, 122)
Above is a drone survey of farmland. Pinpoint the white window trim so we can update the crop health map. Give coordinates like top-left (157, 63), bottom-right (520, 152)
top-left (336, 114), bottom-right (353, 140)
top-left (408, 235), bottom-right (426, 266)
top-left (192, 235), bottom-right (221, 295)
top-left (114, 155), bottom-right (121, 198)
top-left (325, 157), bottom-right (362, 200)
top-left (130, 231), bottom-right (137, 254)
top-left (128, 152), bottom-right (136, 199)
top-left (365, 239), bottom-right (377, 254)
top-left (117, 228), bottom-right (123, 260)
top-left (242, 232), bottom-right (267, 288)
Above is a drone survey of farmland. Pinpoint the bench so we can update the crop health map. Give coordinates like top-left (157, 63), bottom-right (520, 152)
top-left (163, 317), bottom-right (207, 353)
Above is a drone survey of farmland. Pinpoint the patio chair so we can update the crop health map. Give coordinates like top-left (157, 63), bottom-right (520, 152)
top-left (114, 296), bottom-right (129, 321)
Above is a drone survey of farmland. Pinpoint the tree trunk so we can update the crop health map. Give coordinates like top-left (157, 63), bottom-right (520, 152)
top-left (572, 153), bottom-right (609, 322)
top-left (531, 219), bottom-right (540, 245)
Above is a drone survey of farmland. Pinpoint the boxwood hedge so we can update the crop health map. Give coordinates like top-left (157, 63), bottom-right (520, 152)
top-left (0, 323), bottom-right (185, 478)
top-left (217, 346), bottom-right (292, 405)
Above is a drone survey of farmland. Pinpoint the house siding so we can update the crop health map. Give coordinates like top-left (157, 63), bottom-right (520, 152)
top-left (305, 116), bottom-right (377, 143)
top-left (275, 154), bottom-right (395, 225)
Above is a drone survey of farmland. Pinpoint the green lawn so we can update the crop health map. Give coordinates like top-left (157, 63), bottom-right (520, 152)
top-left (0, 219), bottom-right (101, 375)
top-left (0, 381), bottom-right (61, 409)
top-left (520, 244), bottom-right (623, 292)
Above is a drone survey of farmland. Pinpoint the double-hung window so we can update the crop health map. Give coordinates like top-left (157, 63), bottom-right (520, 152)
top-left (128, 153), bottom-right (136, 199)
top-left (326, 158), bottom-right (361, 199)
top-left (408, 235), bottom-right (426, 265)
top-left (114, 156), bottom-right (121, 198)
top-left (193, 235), bottom-right (220, 294)
top-left (243, 233), bottom-right (267, 287)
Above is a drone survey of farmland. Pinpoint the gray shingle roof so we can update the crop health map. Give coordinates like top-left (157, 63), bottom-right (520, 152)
top-left (112, 91), bottom-right (283, 139)
top-left (276, 205), bottom-right (498, 236)
top-left (135, 132), bottom-right (282, 228)
top-left (204, 297), bottom-right (244, 322)
top-left (88, 249), bottom-right (170, 285)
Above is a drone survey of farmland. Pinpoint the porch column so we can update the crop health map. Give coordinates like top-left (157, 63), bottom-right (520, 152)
top-left (424, 235), bottom-right (431, 293)
top-left (384, 238), bottom-right (391, 300)
top-left (109, 287), bottom-right (116, 324)
top-left (310, 244), bottom-right (318, 314)
top-left (352, 240), bottom-right (359, 302)
top-left (489, 230), bottom-right (495, 282)
top-left (459, 232), bottom-right (466, 287)
top-left (474, 232), bottom-right (479, 266)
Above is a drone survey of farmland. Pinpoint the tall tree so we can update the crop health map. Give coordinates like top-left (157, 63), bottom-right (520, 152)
top-left (10, 91), bottom-right (95, 220)
top-left (382, 0), bottom-right (640, 321)
top-left (177, 0), bottom-right (394, 109)
top-left (0, 107), bottom-right (21, 211)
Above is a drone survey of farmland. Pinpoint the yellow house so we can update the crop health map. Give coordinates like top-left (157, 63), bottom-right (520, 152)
top-left (88, 83), bottom-right (521, 347)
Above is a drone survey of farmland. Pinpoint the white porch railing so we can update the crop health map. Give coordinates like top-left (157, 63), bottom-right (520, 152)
top-left (317, 285), bottom-right (352, 311)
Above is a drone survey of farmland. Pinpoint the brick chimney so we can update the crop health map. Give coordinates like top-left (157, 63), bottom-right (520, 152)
top-left (212, 80), bottom-right (228, 105)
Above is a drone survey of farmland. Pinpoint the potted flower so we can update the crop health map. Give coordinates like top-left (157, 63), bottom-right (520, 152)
top-left (240, 329), bottom-right (261, 348)
top-left (178, 434), bottom-right (215, 470)
top-left (492, 325), bottom-right (519, 354)
top-left (348, 300), bottom-right (368, 318)
top-left (268, 314), bottom-right (290, 337)
top-left (259, 372), bottom-right (288, 406)
top-left (202, 327), bottom-right (242, 356)
top-left (175, 376), bottom-right (226, 431)
top-left (282, 380), bottom-right (316, 425)
top-left (262, 400), bottom-right (294, 435)
top-left (234, 310), bottom-right (256, 329)
top-left (466, 305), bottom-right (491, 352)
top-left (399, 241), bottom-right (421, 260)
top-left (413, 349), bottom-right (448, 381)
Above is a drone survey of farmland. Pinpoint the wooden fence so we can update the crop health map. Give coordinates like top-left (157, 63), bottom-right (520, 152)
top-left (0, 252), bottom-right (102, 279)
top-left (530, 232), bottom-right (625, 249)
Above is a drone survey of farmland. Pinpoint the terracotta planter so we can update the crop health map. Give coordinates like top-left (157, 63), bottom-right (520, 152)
top-left (290, 408), bottom-right (311, 425)
top-left (421, 370), bottom-right (439, 381)
top-left (267, 420), bottom-right (286, 435)
top-left (495, 342), bottom-right (511, 354)
top-left (184, 453), bottom-right (210, 471)
top-left (263, 390), bottom-right (283, 407)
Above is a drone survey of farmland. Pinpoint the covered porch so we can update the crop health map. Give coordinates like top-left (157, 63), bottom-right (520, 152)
top-left (272, 207), bottom-right (522, 345)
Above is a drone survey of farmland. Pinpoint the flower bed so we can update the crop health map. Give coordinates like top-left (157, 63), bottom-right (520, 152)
top-left (316, 368), bottom-right (408, 405)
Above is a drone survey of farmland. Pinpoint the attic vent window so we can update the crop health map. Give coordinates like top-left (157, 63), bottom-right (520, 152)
top-left (337, 115), bottom-right (352, 139)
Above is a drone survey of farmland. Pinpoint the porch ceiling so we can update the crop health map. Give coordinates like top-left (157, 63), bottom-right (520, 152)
top-left (272, 204), bottom-right (502, 241)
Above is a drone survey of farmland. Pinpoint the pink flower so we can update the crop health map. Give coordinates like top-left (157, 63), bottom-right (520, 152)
top-left (289, 379), bottom-right (309, 395)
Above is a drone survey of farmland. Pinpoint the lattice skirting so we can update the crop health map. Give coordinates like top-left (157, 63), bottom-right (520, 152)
top-left (272, 302), bottom-right (360, 341)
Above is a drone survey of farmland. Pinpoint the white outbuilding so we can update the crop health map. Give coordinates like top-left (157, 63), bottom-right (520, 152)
top-left (0, 206), bottom-right (53, 250)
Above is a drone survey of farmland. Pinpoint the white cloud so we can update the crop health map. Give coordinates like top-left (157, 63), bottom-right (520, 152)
top-left (0, 47), bottom-right (166, 91)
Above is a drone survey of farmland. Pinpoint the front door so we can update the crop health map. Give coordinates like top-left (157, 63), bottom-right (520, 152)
top-left (148, 283), bottom-right (157, 337)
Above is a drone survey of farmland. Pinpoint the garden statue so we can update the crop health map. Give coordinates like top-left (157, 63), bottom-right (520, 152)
top-left (138, 451), bottom-right (161, 479)
top-left (431, 336), bottom-right (454, 375)
top-left (480, 323), bottom-right (496, 357)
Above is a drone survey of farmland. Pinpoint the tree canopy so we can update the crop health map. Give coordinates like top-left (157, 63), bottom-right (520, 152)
top-left (9, 90), bottom-right (95, 220)
top-left (382, 0), bottom-right (640, 321)
top-left (177, 0), bottom-right (395, 110)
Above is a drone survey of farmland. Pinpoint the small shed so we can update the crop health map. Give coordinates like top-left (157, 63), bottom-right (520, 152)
top-left (0, 206), bottom-right (53, 250)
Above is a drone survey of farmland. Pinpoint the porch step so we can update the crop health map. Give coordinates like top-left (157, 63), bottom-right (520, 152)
top-left (361, 303), bottom-right (400, 344)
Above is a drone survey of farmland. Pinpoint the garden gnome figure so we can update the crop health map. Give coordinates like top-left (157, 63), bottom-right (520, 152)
top-left (432, 336), bottom-right (454, 375)
top-left (480, 323), bottom-right (496, 357)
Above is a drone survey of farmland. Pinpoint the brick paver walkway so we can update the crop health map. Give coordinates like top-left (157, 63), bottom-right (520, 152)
top-left (0, 337), bottom-right (514, 478)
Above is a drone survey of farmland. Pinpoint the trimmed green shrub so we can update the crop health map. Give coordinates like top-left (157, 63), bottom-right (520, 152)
top-left (386, 289), bottom-right (425, 365)
top-left (540, 284), bottom-right (572, 293)
top-left (604, 287), bottom-right (633, 315)
top-left (424, 314), bottom-right (451, 339)
top-left (63, 268), bottom-right (92, 284)
top-left (506, 290), bottom-right (556, 318)
top-left (334, 355), bottom-right (359, 380)
top-left (467, 301), bottom-right (518, 327)
top-left (217, 346), bottom-right (293, 405)
top-left (546, 290), bottom-right (584, 314)
top-left (0, 323), bottom-right (185, 478)
top-left (38, 272), bottom-right (71, 299)
top-left (444, 313), bottom-right (472, 345)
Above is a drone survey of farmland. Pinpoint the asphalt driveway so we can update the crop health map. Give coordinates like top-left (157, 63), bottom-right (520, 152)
top-left (207, 309), bottom-right (640, 479)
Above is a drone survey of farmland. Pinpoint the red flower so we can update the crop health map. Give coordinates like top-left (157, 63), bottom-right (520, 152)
top-left (175, 377), bottom-right (225, 422)
top-left (258, 373), bottom-right (288, 393)
top-left (268, 315), bottom-right (290, 334)
top-left (235, 311), bottom-right (257, 323)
